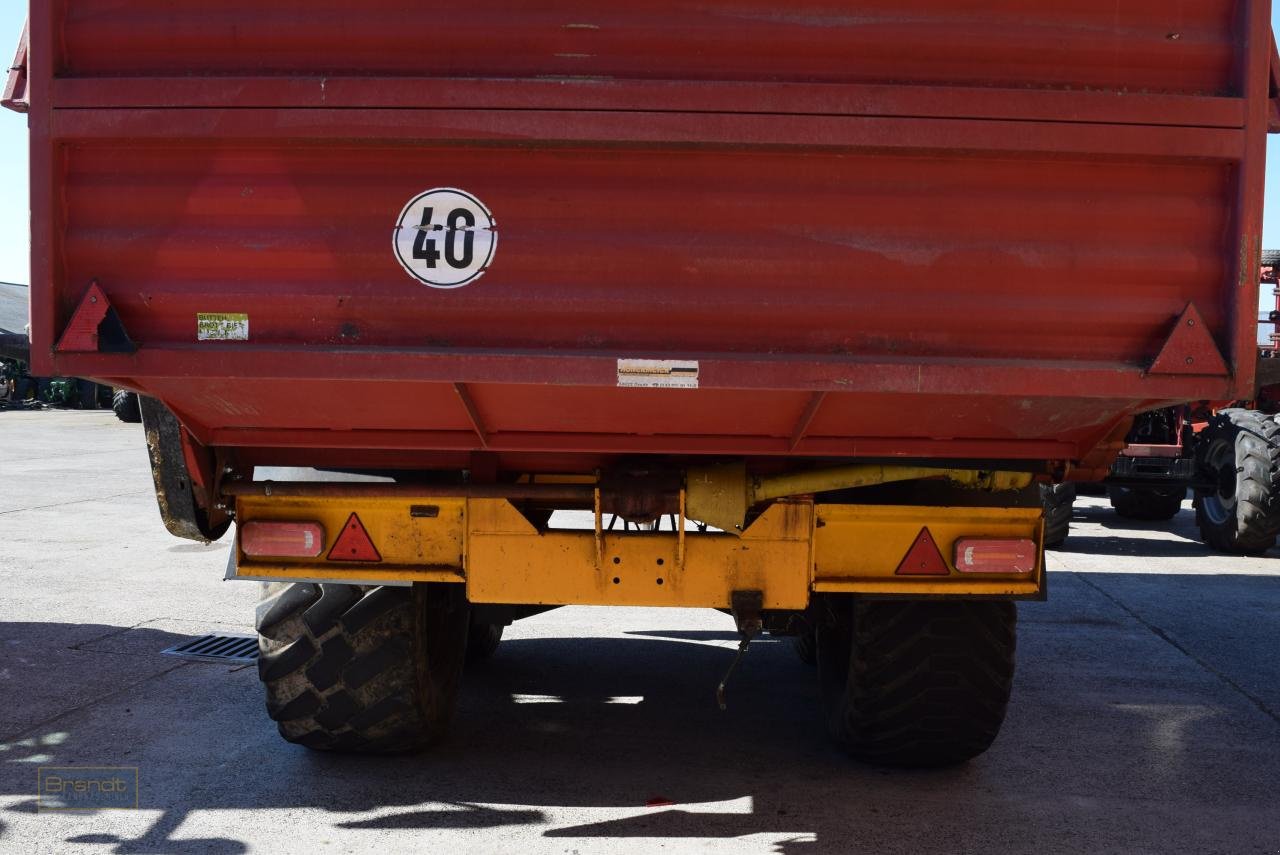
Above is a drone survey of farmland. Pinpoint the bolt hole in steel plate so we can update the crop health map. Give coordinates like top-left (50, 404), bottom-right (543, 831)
top-left (160, 634), bottom-right (259, 663)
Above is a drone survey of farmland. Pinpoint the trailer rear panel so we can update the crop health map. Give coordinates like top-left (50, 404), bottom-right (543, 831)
top-left (19, 1), bottom-right (1276, 472)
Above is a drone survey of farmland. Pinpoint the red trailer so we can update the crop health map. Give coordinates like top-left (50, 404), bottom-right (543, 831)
top-left (7, 1), bottom-right (1278, 765)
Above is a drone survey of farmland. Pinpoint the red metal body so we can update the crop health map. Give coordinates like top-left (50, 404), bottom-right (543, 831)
top-left (14, 2), bottom-right (1279, 474)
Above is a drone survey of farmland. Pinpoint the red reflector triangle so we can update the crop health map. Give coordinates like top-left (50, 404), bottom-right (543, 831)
top-left (895, 527), bottom-right (949, 576)
top-left (326, 513), bottom-right (382, 563)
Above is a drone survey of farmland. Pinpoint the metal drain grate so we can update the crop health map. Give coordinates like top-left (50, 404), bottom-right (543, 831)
top-left (161, 634), bottom-right (259, 663)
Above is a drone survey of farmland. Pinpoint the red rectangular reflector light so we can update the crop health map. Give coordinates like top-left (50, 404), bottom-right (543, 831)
top-left (953, 538), bottom-right (1036, 574)
top-left (240, 521), bottom-right (326, 558)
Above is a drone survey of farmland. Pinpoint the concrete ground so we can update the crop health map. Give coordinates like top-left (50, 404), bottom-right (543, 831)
top-left (1, 408), bottom-right (1279, 854)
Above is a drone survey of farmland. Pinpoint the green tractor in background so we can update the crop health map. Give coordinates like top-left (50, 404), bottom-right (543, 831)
top-left (2, 360), bottom-right (141, 421)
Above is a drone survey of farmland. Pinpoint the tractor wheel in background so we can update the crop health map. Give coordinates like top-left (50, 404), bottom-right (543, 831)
top-left (256, 582), bottom-right (469, 753)
top-left (1107, 485), bottom-right (1186, 521)
top-left (816, 597), bottom-right (1016, 767)
top-left (112, 390), bottom-right (142, 423)
top-left (1194, 409), bottom-right (1280, 555)
top-left (1039, 482), bottom-right (1076, 548)
top-left (76, 379), bottom-right (99, 409)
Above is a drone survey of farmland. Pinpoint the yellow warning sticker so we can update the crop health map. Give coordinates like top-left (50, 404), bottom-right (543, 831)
top-left (197, 313), bottom-right (249, 342)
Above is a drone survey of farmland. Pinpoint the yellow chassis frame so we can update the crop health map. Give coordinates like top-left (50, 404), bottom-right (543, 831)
top-left (232, 493), bottom-right (1044, 608)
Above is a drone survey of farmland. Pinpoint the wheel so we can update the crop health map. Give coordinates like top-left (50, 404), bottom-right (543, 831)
top-left (1107, 485), bottom-right (1185, 521)
top-left (816, 597), bottom-right (1016, 767)
top-left (1039, 482), bottom-right (1076, 548)
top-left (466, 617), bottom-right (504, 663)
top-left (112, 390), bottom-right (142, 423)
top-left (76, 379), bottom-right (98, 409)
top-left (1193, 409), bottom-right (1280, 555)
top-left (791, 629), bottom-right (817, 666)
top-left (256, 581), bottom-right (469, 753)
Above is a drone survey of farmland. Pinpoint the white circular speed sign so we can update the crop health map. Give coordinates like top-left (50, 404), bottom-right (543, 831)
top-left (392, 188), bottom-right (496, 288)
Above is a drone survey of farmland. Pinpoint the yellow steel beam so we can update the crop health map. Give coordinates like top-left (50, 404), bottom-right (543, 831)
top-left (813, 505), bottom-right (1043, 597)
top-left (232, 495), bottom-right (467, 579)
top-left (685, 461), bottom-right (1034, 533)
top-left (232, 495), bottom-right (1044, 604)
top-left (466, 498), bottom-right (812, 609)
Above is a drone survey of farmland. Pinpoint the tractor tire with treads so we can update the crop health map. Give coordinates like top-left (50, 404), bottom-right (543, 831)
top-left (256, 581), bottom-right (469, 753)
top-left (816, 597), bottom-right (1016, 767)
top-left (1039, 482), bottom-right (1076, 548)
top-left (112, 390), bottom-right (141, 423)
top-left (1194, 409), bottom-right (1280, 555)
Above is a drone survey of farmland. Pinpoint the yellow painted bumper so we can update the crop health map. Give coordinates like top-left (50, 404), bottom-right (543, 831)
top-left (232, 496), bottom-right (1044, 606)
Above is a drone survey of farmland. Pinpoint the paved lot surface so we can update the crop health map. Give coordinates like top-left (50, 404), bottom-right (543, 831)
top-left (1, 408), bottom-right (1279, 854)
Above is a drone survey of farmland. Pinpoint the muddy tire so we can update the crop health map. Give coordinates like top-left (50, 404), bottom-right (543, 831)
top-left (1039, 482), bottom-right (1076, 548)
top-left (817, 597), bottom-right (1016, 767)
top-left (466, 617), bottom-right (504, 663)
top-left (256, 582), bottom-right (469, 753)
top-left (1108, 485), bottom-right (1185, 521)
top-left (112, 390), bottom-right (141, 423)
top-left (1194, 409), bottom-right (1280, 555)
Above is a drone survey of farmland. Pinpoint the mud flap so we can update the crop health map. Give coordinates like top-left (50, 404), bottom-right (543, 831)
top-left (140, 396), bottom-right (231, 542)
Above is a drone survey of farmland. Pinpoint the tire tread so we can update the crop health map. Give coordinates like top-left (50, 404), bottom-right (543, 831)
top-left (256, 582), bottom-right (468, 754)
top-left (820, 598), bottom-right (1016, 767)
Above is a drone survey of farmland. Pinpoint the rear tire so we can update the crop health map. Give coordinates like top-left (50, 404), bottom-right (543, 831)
top-left (1039, 482), bottom-right (1076, 548)
top-left (791, 629), bottom-right (818, 666)
top-left (112, 390), bottom-right (141, 423)
top-left (1107, 485), bottom-right (1185, 521)
top-left (256, 582), bottom-right (469, 753)
top-left (1193, 409), bottom-right (1280, 555)
top-left (817, 597), bottom-right (1016, 767)
top-left (466, 617), bottom-right (504, 663)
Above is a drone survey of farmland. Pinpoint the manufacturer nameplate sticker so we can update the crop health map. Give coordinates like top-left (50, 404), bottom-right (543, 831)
top-left (197, 313), bottom-right (249, 341)
top-left (617, 359), bottom-right (700, 389)
top-left (393, 187), bottom-right (497, 289)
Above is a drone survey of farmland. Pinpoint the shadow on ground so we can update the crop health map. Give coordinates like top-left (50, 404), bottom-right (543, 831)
top-left (1, 571), bottom-right (1278, 853)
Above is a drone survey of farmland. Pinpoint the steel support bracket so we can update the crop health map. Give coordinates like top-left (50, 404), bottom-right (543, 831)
top-left (54, 280), bottom-right (136, 354)
top-left (1147, 302), bottom-right (1229, 376)
top-left (729, 589), bottom-right (764, 637)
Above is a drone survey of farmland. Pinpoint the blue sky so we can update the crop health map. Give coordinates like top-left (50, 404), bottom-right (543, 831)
top-left (1, 1), bottom-right (1280, 318)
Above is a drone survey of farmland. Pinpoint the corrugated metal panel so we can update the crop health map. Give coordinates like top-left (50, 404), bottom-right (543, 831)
top-left (62, 144), bottom-right (1232, 366)
top-left (20, 0), bottom-right (1274, 469)
top-left (60, 1), bottom-right (1236, 95)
